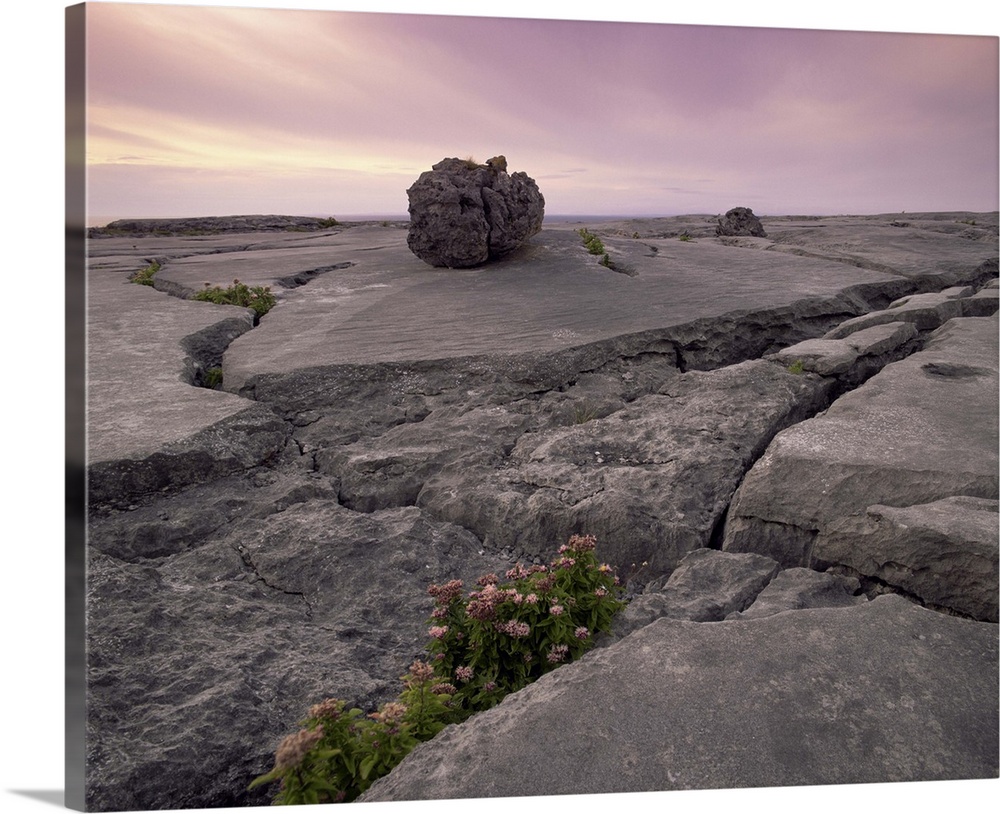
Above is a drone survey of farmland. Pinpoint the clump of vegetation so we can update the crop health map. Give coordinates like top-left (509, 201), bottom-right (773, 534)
top-left (192, 279), bottom-right (277, 318)
top-left (202, 367), bottom-right (224, 389)
top-left (462, 155), bottom-right (481, 169)
top-left (577, 227), bottom-right (605, 255)
top-left (251, 534), bottom-right (624, 805)
top-left (316, 217), bottom-right (340, 229)
top-left (130, 260), bottom-right (161, 286)
top-left (572, 401), bottom-right (600, 424)
top-left (678, 232), bottom-right (693, 242)
top-left (787, 359), bottom-right (805, 375)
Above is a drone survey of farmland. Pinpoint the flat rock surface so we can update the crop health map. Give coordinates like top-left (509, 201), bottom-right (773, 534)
top-left (82, 212), bottom-right (999, 809)
top-left (86, 259), bottom-right (256, 464)
top-left (723, 315), bottom-right (999, 618)
top-left (86, 213), bottom-right (998, 467)
top-left (362, 595), bottom-right (998, 801)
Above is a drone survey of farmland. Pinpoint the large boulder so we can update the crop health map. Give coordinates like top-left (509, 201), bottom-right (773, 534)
top-left (406, 156), bottom-right (545, 268)
top-left (716, 206), bottom-right (767, 237)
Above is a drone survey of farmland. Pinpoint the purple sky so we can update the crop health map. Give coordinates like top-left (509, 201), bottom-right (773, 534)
top-left (84, 2), bottom-right (998, 221)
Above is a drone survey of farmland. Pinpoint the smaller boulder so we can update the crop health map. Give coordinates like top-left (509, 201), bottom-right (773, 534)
top-left (716, 206), bottom-right (767, 237)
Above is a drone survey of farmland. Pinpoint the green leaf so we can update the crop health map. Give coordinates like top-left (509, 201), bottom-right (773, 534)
top-left (247, 769), bottom-right (281, 790)
top-left (359, 754), bottom-right (378, 781)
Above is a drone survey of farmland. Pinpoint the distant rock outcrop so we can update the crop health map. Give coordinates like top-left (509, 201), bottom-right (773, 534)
top-left (406, 156), bottom-right (545, 268)
top-left (716, 206), bottom-right (767, 237)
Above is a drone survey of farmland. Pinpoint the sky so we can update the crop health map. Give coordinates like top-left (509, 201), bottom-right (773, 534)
top-left (81, 1), bottom-right (999, 223)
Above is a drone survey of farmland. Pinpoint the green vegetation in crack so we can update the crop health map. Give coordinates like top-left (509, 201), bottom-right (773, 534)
top-left (250, 534), bottom-right (624, 804)
top-left (130, 260), bottom-right (161, 286)
top-left (192, 278), bottom-right (277, 318)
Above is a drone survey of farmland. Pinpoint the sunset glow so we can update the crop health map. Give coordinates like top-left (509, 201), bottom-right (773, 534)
top-left (84, 2), bottom-right (999, 222)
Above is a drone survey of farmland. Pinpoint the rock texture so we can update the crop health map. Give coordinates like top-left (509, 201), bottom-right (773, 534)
top-left (80, 212), bottom-right (999, 810)
top-left (608, 548), bottom-right (782, 640)
top-left (723, 316), bottom-right (999, 620)
top-left (716, 206), bottom-right (767, 237)
top-left (89, 214), bottom-right (343, 238)
top-left (362, 595), bottom-right (998, 801)
top-left (406, 156), bottom-right (544, 267)
top-left (86, 490), bottom-right (513, 811)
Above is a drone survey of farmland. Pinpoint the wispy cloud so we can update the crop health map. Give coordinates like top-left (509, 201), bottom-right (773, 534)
top-left (84, 4), bottom-right (998, 218)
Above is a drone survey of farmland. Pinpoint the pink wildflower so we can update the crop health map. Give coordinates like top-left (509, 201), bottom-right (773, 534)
top-left (506, 563), bottom-right (531, 580)
top-left (476, 573), bottom-right (500, 587)
top-left (368, 701), bottom-right (406, 724)
top-left (407, 660), bottom-right (435, 683)
top-left (495, 620), bottom-right (531, 638)
top-left (308, 699), bottom-right (343, 721)
top-left (428, 625), bottom-right (449, 640)
top-left (575, 626), bottom-right (590, 640)
top-left (567, 534), bottom-right (597, 552)
top-left (274, 726), bottom-right (324, 770)
top-left (550, 604), bottom-right (564, 616)
top-left (428, 579), bottom-right (464, 605)
top-left (524, 593), bottom-right (539, 604)
top-left (369, 702), bottom-right (407, 724)
top-left (466, 583), bottom-right (503, 621)
top-left (547, 644), bottom-right (569, 664)
top-left (455, 666), bottom-right (474, 683)
top-left (431, 683), bottom-right (457, 695)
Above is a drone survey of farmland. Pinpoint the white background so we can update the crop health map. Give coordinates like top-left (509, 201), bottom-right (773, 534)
top-left (2, 2), bottom-right (997, 814)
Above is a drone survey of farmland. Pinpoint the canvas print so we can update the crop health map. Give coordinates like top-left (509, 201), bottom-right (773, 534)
top-left (67, 2), bottom-right (999, 811)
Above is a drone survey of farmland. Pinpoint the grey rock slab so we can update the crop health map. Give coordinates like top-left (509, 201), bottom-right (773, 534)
top-left (87, 266), bottom-right (257, 463)
top-left (723, 316), bottom-right (999, 616)
top-left (824, 290), bottom-right (967, 338)
top-left (841, 319), bottom-right (918, 356)
top-left (221, 226), bottom-right (912, 395)
top-left (88, 402), bottom-right (291, 510)
top-left (962, 287), bottom-right (1000, 317)
top-left (362, 595), bottom-right (999, 801)
top-left (609, 548), bottom-right (781, 640)
top-left (762, 212), bottom-right (999, 279)
top-left (769, 322), bottom-right (920, 379)
top-left (769, 337), bottom-right (859, 375)
top-left (819, 496), bottom-right (999, 621)
top-left (729, 567), bottom-right (867, 620)
top-left (417, 359), bottom-right (835, 577)
top-left (86, 498), bottom-right (513, 811)
top-left (152, 226), bottom-right (404, 295)
top-left (87, 263), bottom-right (280, 505)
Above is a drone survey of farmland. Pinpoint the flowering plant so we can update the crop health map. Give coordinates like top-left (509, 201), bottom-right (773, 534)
top-left (425, 534), bottom-right (624, 714)
top-left (249, 662), bottom-right (461, 804)
top-left (250, 535), bottom-right (624, 804)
